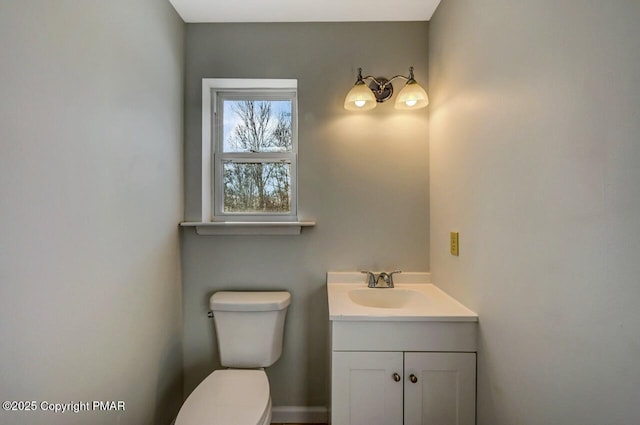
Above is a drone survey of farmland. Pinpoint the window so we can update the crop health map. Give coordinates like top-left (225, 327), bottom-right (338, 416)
top-left (215, 92), bottom-right (296, 218)
top-left (202, 79), bottom-right (298, 222)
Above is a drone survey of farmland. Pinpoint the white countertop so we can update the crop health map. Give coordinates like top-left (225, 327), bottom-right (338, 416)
top-left (327, 272), bottom-right (478, 322)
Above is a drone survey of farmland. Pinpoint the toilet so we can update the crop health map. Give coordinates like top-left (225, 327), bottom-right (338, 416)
top-left (175, 291), bottom-right (291, 425)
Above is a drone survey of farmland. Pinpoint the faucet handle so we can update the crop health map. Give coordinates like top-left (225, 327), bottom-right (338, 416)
top-left (388, 270), bottom-right (402, 287)
top-left (361, 270), bottom-right (377, 288)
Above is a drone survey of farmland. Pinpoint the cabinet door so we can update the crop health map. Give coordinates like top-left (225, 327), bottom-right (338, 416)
top-left (404, 352), bottom-right (476, 425)
top-left (332, 351), bottom-right (404, 425)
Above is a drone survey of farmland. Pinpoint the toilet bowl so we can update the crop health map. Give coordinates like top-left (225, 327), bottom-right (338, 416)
top-left (175, 291), bottom-right (290, 425)
top-left (175, 369), bottom-right (271, 425)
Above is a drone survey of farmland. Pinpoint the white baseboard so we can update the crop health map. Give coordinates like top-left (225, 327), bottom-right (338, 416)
top-left (271, 406), bottom-right (328, 423)
top-left (172, 406), bottom-right (328, 424)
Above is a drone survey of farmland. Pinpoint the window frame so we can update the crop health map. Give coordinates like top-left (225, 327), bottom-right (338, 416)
top-left (201, 79), bottom-right (299, 223)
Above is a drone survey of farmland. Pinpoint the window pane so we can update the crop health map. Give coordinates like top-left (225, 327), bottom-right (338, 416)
top-left (222, 100), bottom-right (292, 153)
top-left (223, 161), bottom-right (291, 213)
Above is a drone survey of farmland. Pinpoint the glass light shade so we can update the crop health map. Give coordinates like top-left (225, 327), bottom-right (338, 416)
top-left (344, 82), bottom-right (377, 111)
top-left (394, 81), bottom-right (429, 110)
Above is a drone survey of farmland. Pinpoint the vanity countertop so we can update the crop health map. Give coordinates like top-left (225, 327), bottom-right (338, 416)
top-left (327, 272), bottom-right (478, 322)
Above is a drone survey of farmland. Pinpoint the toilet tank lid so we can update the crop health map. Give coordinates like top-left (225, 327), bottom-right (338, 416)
top-left (210, 291), bottom-right (291, 312)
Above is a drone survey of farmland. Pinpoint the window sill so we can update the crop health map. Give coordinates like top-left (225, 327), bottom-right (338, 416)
top-left (180, 221), bottom-right (316, 236)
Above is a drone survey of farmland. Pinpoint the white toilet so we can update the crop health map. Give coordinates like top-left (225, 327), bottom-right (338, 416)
top-left (175, 291), bottom-right (291, 425)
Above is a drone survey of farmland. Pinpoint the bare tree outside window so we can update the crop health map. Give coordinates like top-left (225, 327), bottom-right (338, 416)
top-left (222, 100), bottom-right (293, 213)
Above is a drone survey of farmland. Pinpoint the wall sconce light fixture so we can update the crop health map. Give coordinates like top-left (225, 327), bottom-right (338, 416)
top-left (344, 66), bottom-right (429, 111)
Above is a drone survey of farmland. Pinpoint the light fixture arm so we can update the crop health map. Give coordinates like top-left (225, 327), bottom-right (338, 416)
top-left (363, 67), bottom-right (415, 89)
top-left (353, 68), bottom-right (399, 86)
top-left (356, 67), bottom-right (417, 103)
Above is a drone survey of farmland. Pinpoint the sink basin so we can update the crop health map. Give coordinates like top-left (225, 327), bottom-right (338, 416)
top-left (348, 289), bottom-right (421, 309)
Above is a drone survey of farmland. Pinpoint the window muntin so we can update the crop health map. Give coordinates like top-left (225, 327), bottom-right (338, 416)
top-left (213, 90), bottom-right (297, 219)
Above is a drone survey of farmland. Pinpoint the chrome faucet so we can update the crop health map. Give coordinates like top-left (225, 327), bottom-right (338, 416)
top-left (361, 271), bottom-right (378, 288)
top-left (361, 270), bottom-right (402, 288)
top-left (377, 272), bottom-right (392, 287)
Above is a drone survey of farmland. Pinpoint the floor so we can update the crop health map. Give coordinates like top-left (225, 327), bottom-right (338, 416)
top-left (271, 423), bottom-right (327, 425)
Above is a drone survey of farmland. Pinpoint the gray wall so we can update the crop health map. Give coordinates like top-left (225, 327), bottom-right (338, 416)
top-left (0, 1), bottom-right (184, 424)
top-left (429, 1), bottom-right (640, 424)
top-left (182, 22), bottom-right (430, 407)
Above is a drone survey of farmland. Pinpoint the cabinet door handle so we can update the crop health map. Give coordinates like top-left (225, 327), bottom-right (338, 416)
top-left (392, 373), bottom-right (401, 382)
top-left (409, 374), bottom-right (418, 383)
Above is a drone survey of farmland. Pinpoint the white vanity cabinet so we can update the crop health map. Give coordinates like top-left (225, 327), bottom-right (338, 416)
top-left (327, 273), bottom-right (479, 425)
top-left (331, 351), bottom-right (476, 425)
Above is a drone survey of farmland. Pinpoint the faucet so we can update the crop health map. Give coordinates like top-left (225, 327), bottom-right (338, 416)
top-left (361, 271), bottom-right (377, 288)
top-left (361, 270), bottom-right (402, 288)
top-left (377, 272), bottom-right (392, 287)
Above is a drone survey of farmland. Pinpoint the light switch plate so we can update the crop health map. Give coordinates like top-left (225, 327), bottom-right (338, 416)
top-left (450, 232), bottom-right (459, 256)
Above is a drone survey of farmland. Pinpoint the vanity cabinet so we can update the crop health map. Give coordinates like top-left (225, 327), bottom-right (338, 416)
top-left (327, 273), bottom-right (479, 425)
top-left (332, 351), bottom-right (476, 425)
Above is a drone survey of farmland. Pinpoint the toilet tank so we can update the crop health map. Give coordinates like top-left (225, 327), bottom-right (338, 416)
top-left (210, 291), bottom-right (291, 368)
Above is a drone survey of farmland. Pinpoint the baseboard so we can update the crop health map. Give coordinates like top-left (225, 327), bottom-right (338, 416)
top-left (271, 406), bottom-right (328, 423)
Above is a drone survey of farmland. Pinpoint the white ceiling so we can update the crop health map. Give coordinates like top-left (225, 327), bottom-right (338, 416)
top-left (169, 0), bottom-right (442, 23)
